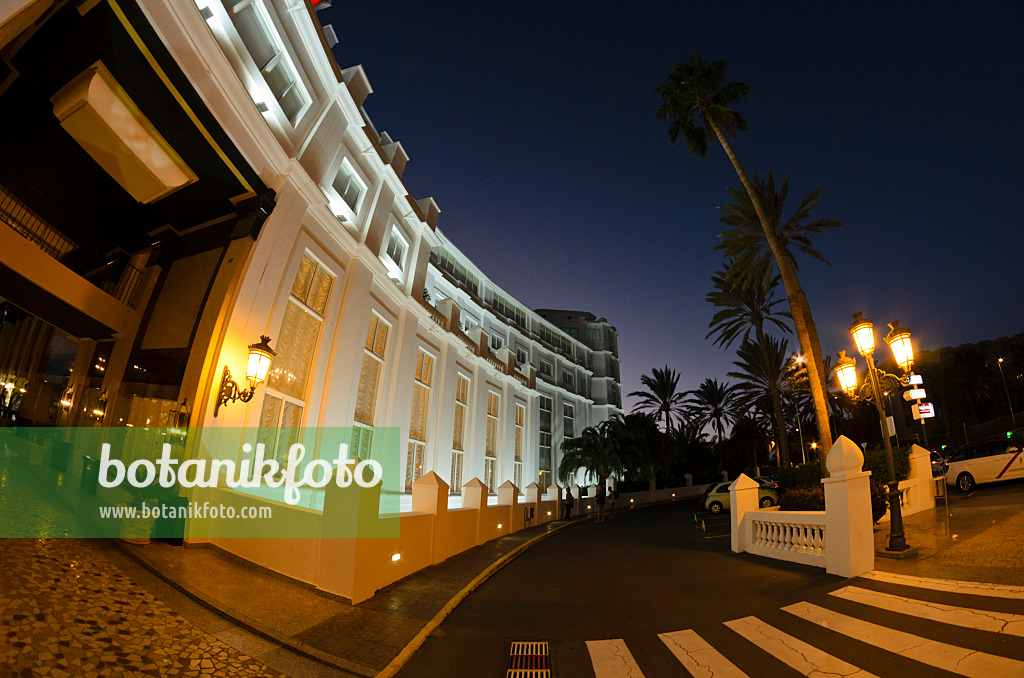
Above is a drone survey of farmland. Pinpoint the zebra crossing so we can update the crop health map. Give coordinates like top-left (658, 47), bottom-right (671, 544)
top-left (584, 572), bottom-right (1024, 677)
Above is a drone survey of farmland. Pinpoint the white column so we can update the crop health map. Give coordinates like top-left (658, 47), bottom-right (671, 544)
top-left (822, 436), bottom-right (875, 578)
top-left (730, 473), bottom-right (759, 553)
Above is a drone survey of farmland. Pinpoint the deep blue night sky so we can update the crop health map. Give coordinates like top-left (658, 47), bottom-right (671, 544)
top-left (320, 2), bottom-right (1024, 411)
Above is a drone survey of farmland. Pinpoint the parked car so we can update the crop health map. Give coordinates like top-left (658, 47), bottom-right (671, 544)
top-left (702, 481), bottom-right (778, 514)
top-left (944, 434), bottom-right (1024, 492)
top-left (755, 476), bottom-right (780, 491)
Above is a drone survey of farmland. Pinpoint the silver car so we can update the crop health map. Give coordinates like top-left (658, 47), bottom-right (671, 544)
top-left (702, 481), bottom-right (778, 514)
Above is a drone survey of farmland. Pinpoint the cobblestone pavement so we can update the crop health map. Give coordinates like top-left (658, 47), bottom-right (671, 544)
top-left (0, 539), bottom-right (281, 677)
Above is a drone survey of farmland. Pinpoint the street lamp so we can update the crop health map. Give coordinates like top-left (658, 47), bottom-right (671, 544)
top-left (997, 358), bottom-right (1016, 426)
top-left (836, 312), bottom-right (916, 556)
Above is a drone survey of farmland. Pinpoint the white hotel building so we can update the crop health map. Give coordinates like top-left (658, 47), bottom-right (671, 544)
top-left (0, 0), bottom-right (622, 578)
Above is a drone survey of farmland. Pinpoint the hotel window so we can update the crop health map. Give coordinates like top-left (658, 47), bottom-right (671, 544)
top-left (563, 327), bottom-right (578, 339)
top-left (515, 346), bottom-right (528, 365)
top-left (563, 403), bottom-right (574, 439)
top-left (450, 448), bottom-right (464, 495)
top-left (405, 351), bottom-right (434, 491)
top-left (562, 371), bottom-right (575, 388)
top-left (258, 254), bottom-right (332, 462)
top-left (490, 334), bottom-right (504, 352)
top-left (514, 403), bottom-right (525, 490)
top-left (539, 395), bottom-right (552, 484)
top-left (539, 359), bottom-right (553, 378)
top-left (225, 0), bottom-right (309, 125)
top-left (539, 469), bottom-right (552, 494)
top-left (586, 328), bottom-right (601, 342)
top-left (485, 392), bottom-right (500, 492)
top-left (451, 374), bottom-right (469, 491)
top-left (354, 314), bottom-right (389, 427)
top-left (326, 159), bottom-right (365, 222)
top-left (382, 228), bottom-right (408, 281)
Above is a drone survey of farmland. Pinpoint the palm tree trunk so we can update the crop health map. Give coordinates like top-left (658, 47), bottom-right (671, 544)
top-left (756, 325), bottom-right (791, 467)
top-left (707, 121), bottom-right (834, 466)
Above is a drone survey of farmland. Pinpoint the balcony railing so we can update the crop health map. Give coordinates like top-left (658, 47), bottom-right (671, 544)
top-left (0, 184), bottom-right (76, 259)
top-left (417, 298), bottom-right (447, 328)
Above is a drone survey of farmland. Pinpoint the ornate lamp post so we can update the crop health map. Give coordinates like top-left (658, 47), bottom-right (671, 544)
top-left (835, 312), bottom-right (916, 556)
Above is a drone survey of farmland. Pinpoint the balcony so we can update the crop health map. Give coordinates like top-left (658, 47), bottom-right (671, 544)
top-left (0, 184), bottom-right (143, 309)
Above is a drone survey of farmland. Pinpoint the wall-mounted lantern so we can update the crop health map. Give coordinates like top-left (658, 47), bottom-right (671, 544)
top-left (214, 336), bottom-right (276, 417)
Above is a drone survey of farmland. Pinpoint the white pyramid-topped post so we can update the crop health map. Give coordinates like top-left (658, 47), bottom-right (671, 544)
top-left (461, 477), bottom-right (488, 509)
top-left (462, 477), bottom-right (489, 544)
top-left (545, 482), bottom-right (561, 502)
top-left (729, 473), bottom-right (760, 553)
top-left (525, 481), bottom-right (544, 525)
top-left (497, 479), bottom-right (518, 506)
top-left (498, 479), bottom-right (519, 530)
top-left (821, 436), bottom-right (874, 577)
top-left (412, 471), bottom-right (449, 515)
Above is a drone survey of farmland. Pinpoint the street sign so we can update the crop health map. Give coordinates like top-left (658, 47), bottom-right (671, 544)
top-left (912, 402), bottom-right (935, 420)
top-left (903, 388), bottom-right (926, 401)
top-left (907, 374), bottom-right (924, 385)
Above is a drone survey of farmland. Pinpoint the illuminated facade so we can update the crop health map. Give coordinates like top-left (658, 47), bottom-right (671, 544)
top-left (0, 0), bottom-right (622, 504)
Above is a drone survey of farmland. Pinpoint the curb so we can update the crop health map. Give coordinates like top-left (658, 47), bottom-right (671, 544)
top-left (375, 516), bottom-right (592, 678)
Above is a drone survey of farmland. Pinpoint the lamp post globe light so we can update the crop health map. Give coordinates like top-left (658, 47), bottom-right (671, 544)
top-left (836, 313), bottom-right (917, 556)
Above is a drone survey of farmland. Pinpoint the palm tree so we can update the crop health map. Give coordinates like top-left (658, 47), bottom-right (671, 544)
top-left (706, 264), bottom-right (793, 466)
top-left (610, 411), bottom-right (674, 482)
top-left (686, 378), bottom-right (740, 473)
top-left (656, 54), bottom-right (837, 465)
top-left (728, 337), bottom-right (800, 467)
top-left (558, 420), bottom-right (622, 487)
top-left (714, 169), bottom-right (841, 468)
top-left (628, 366), bottom-right (687, 433)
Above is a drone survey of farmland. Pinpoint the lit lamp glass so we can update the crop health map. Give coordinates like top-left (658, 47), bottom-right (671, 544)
top-left (835, 351), bottom-right (858, 396)
top-left (246, 335), bottom-right (276, 386)
top-left (885, 321), bottom-right (914, 373)
top-left (850, 313), bottom-right (875, 356)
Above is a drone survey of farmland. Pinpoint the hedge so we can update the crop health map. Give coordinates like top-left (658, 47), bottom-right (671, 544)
top-left (777, 463), bottom-right (823, 490)
top-left (779, 479), bottom-right (889, 523)
top-left (862, 443), bottom-right (911, 483)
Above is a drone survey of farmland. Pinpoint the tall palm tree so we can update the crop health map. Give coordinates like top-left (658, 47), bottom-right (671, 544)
top-left (656, 54), bottom-right (836, 465)
top-left (628, 366), bottom-right (687, 433)
top-left (558, 420), bottom-right (622, 487)
top-left (610, 411), bottom-right (673, 482)
top-left (686, 378), bottom-right (740, 473)
top-left (715, 169), bottom-right (841, 468)
top-left (706, 264), bottom-right (793, 466)
top-left (728, 337), bottom-right (800, 467)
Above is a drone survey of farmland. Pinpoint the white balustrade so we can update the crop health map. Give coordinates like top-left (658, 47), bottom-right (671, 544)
top-left (746, 511), bottom-right (827, 567)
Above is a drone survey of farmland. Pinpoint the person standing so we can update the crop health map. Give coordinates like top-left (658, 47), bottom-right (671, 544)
top-left (596, 485), bottom-right (606, 523)
top-left (563, 487), bottom-right (574, 520)
top-left (608, 489), bottom-right (617, 520)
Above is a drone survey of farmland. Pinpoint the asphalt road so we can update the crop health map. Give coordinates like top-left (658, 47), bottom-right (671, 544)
top-left (396, 497), bottom-right (1024, 677)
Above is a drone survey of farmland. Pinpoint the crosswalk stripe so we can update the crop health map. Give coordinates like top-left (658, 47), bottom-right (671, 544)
top-left (585, 639), bottom-right (645, 677)
top-left (858, 571), bottom-right (1024, 599)
top-left (830, 585), bottom-right (1024, 636)
top-left (723, 616), bottom-right (878, 678)
top-left (784, 601), bottom-right (1024, 678)
top-left (657, 629), bottom-right (748, 678)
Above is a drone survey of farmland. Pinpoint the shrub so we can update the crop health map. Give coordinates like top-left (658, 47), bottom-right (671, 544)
top-left (779, 479), bottom-right (888, 523)
top-left (777, 462), bottom-right (823, 490)
top-left (869, 479), bottom-right (888, 523)
top-left (863, 443), bottom-right (911, 483)
top-left (779, 485), bottom-right (824, 511)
